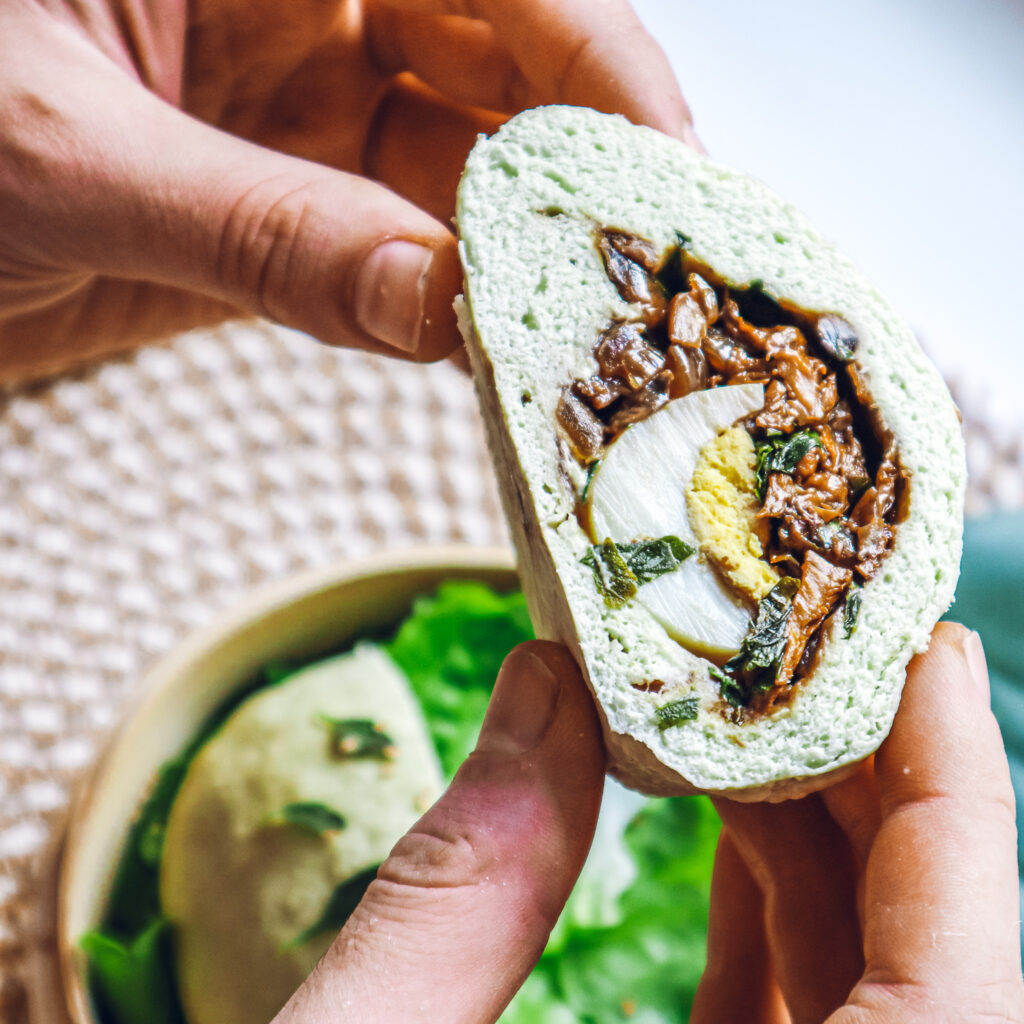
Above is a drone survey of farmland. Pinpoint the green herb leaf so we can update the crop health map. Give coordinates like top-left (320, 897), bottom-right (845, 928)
top-left (616, 536), bottom-right (695, 584)
top-left (260, 660), bottom-right (299, 687)
top-left (843, 586), bottom-right (862, 639)
top-left (707, 664), bottom-right (729, 686)
top-left (727, 577), bottom-right (799, 674)
top-left (81, 919), bottom-right (184, 1024)
top-left (716, 577), bottom-right (800, 706)
top-left (848, 474), bottom-right (872, 503)
top-left (580, 460), bottom-right (601, 503)
top-left (708, 664), bottom-right (744, 708)
top-left (286, 862), bottom-right (381, 949)
top-left (655, 697), bottom-right (700, 728)
top-left (582, 539), bottom-right (639, 608)
top-left (265, 801), bottom-right (347, 836)
top-left (755, 430), bottom-right (823, 500)
top-left (320, 717), bottom-right (396, 760)
top-left (582, 536), bottom-right (693, 605)
top-left (721, 676), bottom-right (746, 708)
top-left (137, 816), bottom-right (167, 868)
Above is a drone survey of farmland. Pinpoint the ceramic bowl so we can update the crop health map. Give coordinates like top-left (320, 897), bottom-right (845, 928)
top-left (46, 545), bottom-right (516, 1024)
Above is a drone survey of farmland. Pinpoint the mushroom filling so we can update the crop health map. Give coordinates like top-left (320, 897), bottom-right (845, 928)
top-left (556, 229), bottom-right (908, 713)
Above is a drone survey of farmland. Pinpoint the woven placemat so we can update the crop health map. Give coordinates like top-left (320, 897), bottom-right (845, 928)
top-left (0, 321), bottom-right (508, 1020)
top-left (1, 320), bottom-right (1020, 1022)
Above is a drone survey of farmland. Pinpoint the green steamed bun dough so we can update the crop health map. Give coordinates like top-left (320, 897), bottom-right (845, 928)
top-left (159, 644), bottom-right (443, 1024)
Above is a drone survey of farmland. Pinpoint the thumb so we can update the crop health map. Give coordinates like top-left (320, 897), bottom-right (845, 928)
top-left (6, 35), bottom-right (462, 361)
top-left (276, 641), bottom-right (606, 1024)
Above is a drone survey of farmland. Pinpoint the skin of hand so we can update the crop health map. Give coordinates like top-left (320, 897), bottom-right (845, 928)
top-left (692, 622), bottom-right (1024, 1024)
top-left (0, 0), bottom-right (697, 381)
top-left (274, 640), bottom-right (607, 1024)
top-left (275, 624), bottom-right (1023, 1024)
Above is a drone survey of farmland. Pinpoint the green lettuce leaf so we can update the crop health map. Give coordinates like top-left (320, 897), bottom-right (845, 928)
top-left (81, 919), bottom-right (184, 1024)
top-left (385, 581), bottom-right (534, 776)
top-left (505, 794), bottom-right (720, 1023)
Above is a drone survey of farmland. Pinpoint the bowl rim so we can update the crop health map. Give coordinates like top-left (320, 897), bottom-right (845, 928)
top-left (55, 543), bottom-right (517, 1024)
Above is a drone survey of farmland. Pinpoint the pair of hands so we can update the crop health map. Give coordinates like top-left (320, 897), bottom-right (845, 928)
top-left (278, 624), bottom-right (1024, 1024)
top-left (0, 0), bottom-right (695, 381)
top-left (6, 3), bottom-right (1022, 1021)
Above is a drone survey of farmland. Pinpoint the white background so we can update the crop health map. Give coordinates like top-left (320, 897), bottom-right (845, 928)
top-left (633, 0), bottom-right (1024, 430)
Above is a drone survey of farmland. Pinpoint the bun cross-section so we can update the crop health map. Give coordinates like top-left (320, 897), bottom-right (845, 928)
top-left (456, 106), bottom-right (964, 800)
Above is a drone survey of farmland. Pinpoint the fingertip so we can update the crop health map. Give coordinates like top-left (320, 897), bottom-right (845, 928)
top-left (447, 344), bottom-right (472, 376)
top-left (962, 629), bottom-right (990, 696)
top-left (413, 232), bottom-right (463, 363)
top-left (679, 118), bottom-right (708, 154)
top-left (351, 231), bottom-right (461, 362)
top-left (877, 622), bottom-right (1010, 819)
top-left (881, 624), bottom-right (992, 778)
top-left (353, 238), bottom-right (433, 354)
top-left (692, 831), bottom-right (787, 1024)
top-left (519, 640), bottom-right (603, 756)
top-left (477, 643), bottom-right (563, 756)
top-left (480, 641), bottom-right (600, 764)
top-left (855, 623), bottom-right (1021, 999)
top-left (710, 795), bottom-right (863, 1022)
top-left (916, 621), bottom-right (989, 700)
top-left (510, 638), bottom-right (587, 686)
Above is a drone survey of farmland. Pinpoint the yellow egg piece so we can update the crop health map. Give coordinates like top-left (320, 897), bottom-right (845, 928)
top-left (686, 426), bottom-right (777, 602)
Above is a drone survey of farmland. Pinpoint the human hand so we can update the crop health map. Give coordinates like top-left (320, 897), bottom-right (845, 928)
top-left (693, 622), bottom-right (1024, 1024)
top-left (0, 0), bottom-right (696, 381)
top-left (271, 628), bottom-right (1022, 1024)
top-left (273, 640), bottom-right (606, 1023)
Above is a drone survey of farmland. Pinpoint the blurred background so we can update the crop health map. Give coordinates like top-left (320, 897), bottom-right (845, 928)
top-left (2, 1), bottom-right (1022, 1020)
top-left (637, 0), bottom-right (1024, 444)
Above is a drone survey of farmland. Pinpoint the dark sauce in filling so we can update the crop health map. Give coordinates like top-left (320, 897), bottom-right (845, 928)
top-left (556, 229), bottom-right (908, 714)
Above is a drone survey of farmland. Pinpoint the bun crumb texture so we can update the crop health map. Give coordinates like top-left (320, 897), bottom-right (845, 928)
top-left (456, 106), bottom-right (964, 800)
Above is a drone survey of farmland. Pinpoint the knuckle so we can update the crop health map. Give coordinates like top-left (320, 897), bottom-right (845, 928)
top-left (371, 808), bottom-right (561, 936)
top-left (495, 57), bottom-right (533, 114)
top-left (214, 176), bottom-right (319, 321)
top-left (0, 248), bottom-right (93, 321)
top-left (554, 32), bottom-right (597, 103)
top-left (379, 820), bottom-right (491, 892)
top-left (847, 976), bottom-right (1024, 1024)
top-left (552, 9), bottom-right (643, 103)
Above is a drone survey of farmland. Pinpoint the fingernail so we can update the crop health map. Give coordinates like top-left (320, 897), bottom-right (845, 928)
top-left (962, 629), bottom-right (990, 698)
top-left (680, 121), bottom-right (707, 154)
top-left (477, 651), bottom-right (560, 755)
top-left (354, 239), bottom-right (432, 353)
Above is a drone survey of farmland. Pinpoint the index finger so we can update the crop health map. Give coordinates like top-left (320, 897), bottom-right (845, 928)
top-left (848, 624), bottom-right (1024, 1015)
top-left (376, 0), bottom-right (698, 144)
